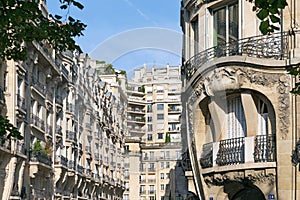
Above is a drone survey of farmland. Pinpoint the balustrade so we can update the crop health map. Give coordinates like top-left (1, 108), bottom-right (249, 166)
top-left (254, 134), bottom-right (276, 162)
top-left (200, 135), bottom-right (276, 168)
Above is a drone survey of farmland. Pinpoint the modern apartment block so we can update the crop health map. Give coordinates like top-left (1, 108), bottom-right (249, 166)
top-left (180, 0), bottom-right (300, 199)
top-left (124, 65), bottom-right (188, 200)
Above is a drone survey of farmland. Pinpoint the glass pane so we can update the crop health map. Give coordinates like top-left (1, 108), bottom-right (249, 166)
top-left (213, 7), bottom-right (226, 47)
top-left (229, 3), bottom-right (239, 43)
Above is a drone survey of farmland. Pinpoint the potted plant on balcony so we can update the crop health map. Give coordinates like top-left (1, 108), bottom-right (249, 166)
top-left (30, 140), bottom-right (52, 165)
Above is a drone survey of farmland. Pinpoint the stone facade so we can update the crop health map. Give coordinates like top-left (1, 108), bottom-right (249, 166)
top-left (181, 0), bottom-right (300, 199)
top-left (0, 31), bottom-right (126, 200)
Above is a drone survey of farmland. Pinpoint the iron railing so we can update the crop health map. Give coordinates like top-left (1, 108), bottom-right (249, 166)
top-left (31, 76), bottom-right (45, 94)
top-left (254, 134), bottom-right (276, 162)
top-left (17, 94), bottom-right (26, 111)
top-left (31, 151), bottom-right (52, 166)
top-left (31, 113), bottom-right (45, 131)
top-left (184, 31), bottom-right (293, 80)
top-left (216, 137), bottom-right (245, 166)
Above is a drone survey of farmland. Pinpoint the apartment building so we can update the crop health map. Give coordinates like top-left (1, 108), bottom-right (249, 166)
top-left (180, 0), bottom-right (300, 199)
top-left (124, 65), bottom-right (188, 200)
top-left (0, 2), bottom-right (126, 199)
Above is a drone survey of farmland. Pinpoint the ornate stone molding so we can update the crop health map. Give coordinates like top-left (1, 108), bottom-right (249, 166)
top-left (190, 66), bottom-right (290, 139)
top-left (203, 169), bottom-right (276, 187)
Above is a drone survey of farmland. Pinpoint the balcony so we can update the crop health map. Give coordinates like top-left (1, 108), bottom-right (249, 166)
top-left (17, 94), bottom-right (26, 111)
top-left (66, 103), bottom-right (75, 113)
top-left (30, 113), bottom-right (45, 131)
top-left (30, 151), bottom-right (52, 166)
top-left (55, 125), bottom-right (62, 137)
top-left (66, 130), bottom-right (76, 142)
top-left (31, 76), bottom-right (46, 95)
top-left (77, 165), bottom-right (84, 174)
top-left (55, 155), bottom-right (68, 167)
top-left (0, 137), bottom-right (11, 151)
top-left (85, 146), bottom-right (91, 154)
top-left (68, 160), bottom-right (75, 170)
top-left (184, 31), bottom-right (294, 80)
top-left (199, 135), bottom-right (276, 170)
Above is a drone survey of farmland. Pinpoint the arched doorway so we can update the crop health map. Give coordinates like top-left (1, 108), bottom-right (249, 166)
top-left (223, 181), bottom-right (265, 200)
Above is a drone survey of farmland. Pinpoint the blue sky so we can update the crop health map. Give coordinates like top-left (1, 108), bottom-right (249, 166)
top-left (47, 0), bottom-right (182, 71)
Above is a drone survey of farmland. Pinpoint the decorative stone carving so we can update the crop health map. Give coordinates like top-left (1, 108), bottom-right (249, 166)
top-left (203, 169), bottom-right (276, 187)
top-left (189, 66), bottom-right (291, 139)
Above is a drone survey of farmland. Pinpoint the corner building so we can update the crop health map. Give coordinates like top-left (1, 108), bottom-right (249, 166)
top-left (180, 0), bottom-right (300, 199)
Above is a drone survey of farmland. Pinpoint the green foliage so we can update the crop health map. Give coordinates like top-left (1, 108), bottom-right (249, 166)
top-left (0, 115), bottom-right (23, 143)
top-left (289, 66), bottom-right (300, 94)
top-left (0, 0), bottom-right (86, 61)
top-left (165, 132), bottom-right (171, 143)
top-left (32, 139), bottom-right (52, 156)
top-left (248, 0), bottom-right (287, 35)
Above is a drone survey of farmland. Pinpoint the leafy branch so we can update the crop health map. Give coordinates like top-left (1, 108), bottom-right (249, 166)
top-left (0, 0), bottom-right (86, 61)
top-left (247, 0), bottom-right (288, 34)
top-left (0, 115), bottom-right (23, 144)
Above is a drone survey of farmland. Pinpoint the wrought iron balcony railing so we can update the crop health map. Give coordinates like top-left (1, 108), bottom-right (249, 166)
top-left (31, 76), bottom-right (45, 94)
top-left (184, 31), bottom-right (296, 81)
top-left (31, 151), bottom-right (52, 166)
top-left (17, 94), bottom-right (26, 111)
top-left (200, 135), bottom-right (276, 169)
top-left (31, 113), bottom-right (45, 131)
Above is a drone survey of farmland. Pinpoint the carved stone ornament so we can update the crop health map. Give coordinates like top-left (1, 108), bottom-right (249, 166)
top-left (189, 66), bottom-right (290, 139)
top-left (203, 169), bottom-right (276, 187)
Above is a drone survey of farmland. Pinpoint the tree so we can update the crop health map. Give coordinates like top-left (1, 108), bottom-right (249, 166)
top-left (0, 115), bottom-right (23, 143)
top-left (247, 0), bottom-right (288, 35)
top-left (0, 0), bottom-right (86, 61)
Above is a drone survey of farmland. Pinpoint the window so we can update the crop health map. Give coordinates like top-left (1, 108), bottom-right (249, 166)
top-left (150, 197), bottom-right (155, 200)
top-left (148, 124), bottom-right (153, 131)
top-left (166, 151), bottom-right (170, 159)
top-left (166, 162), bottom-right (170, 168)
top-left (160, 173), bottom-right (164, 179)
top-left (149, 185), bottom-right (155, 194)
top-left (150, 151), bottom-right (154, 160)
top-left (158, 133), bottom-right (164, 139)
top-left (140, 185), bottom-right (145, 194)
top-left (191, 17), bottom-right (199, 54)
top-left (161, 184), bottom-right (165, 190)
top-left (148, 116), bottom-right (153, 122)
top-left (166, 173), bottom-right (170, 179)
top-left (258, 99), bottom-right (269, 135)
top-left (157, 114), bottom-right (164, 120)
top-left (166, 184), bottom-right (170, 191)
top-left (147, 105), bottom-right (153, 112)
top-left (157, 104), bottom-right (164, 110)
top-left (125, 182), bottom-right (129, 191)
top-left (125, 170), bottom-right (129, 179)
top-left (213, 3), bottom-right (238, 47)
top-left (147, 134), bottom-right (153, 141)
top-left (160, 162), bottom-right (164, 169)
top-left (124, 194), bottom-right (129, 200)
top-left (226, 96), bottom-right (246, 139)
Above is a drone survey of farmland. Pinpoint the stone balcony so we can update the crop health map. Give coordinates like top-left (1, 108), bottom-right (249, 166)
top-left (199, 134), bottom-right (276, 172)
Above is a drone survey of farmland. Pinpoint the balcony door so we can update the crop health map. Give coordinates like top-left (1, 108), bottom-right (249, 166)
top-left (213, 2), bottom-right (239, 47)
top-left (226, 96), bottom-right (246, 139)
